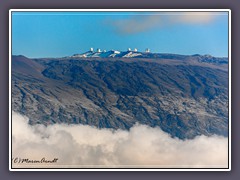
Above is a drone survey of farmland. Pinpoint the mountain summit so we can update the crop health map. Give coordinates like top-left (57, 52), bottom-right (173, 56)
top-left (70, 48), bottom-right (228, 63)
top-left (71, 48), bottom-right (147, 58)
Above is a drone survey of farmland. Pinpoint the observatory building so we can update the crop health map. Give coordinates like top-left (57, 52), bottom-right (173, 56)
top-left (145, 48), bottom-right (150, 53)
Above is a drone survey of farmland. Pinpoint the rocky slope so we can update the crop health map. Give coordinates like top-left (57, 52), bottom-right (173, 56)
top-left (11, 54), bottom-right (229, 139)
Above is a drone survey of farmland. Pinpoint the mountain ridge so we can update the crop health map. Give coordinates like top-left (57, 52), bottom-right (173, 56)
top-left (11, 53), bottom-right (229, 139)
top-left (70, 49), bottom-right (228, 60)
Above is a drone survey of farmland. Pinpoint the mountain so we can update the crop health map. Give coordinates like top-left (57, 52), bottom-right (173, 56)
top-left (11, 52), bottom-right (229, 139)
top-left (71, 49), bottom-right (142, 58)
top-left (71, 50), bottom-right (228, 65)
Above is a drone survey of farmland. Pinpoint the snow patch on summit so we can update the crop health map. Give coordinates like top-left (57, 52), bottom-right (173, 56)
top-left (71, 49), bottom-right (144, 58)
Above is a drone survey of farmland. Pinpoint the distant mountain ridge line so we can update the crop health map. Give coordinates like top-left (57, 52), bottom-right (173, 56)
top-left (12, 51), bottom-right (228, 63)
top-left (12, 52), bottom-right (228, 73)
top-left (69, 49), bottom-right (228, 59)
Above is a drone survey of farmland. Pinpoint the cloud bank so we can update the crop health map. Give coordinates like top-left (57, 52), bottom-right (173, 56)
top-left (108, 12), bottom-right (224, 34)
top-left (12, 112), bottom-right (228, 168)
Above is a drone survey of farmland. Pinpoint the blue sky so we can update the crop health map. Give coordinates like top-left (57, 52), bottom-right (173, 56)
top-left (12, 11), bottom-right (229, 58)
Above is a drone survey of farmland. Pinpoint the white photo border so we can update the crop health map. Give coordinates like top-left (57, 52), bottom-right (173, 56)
top-left (9, 9), bottom-right (231, 171)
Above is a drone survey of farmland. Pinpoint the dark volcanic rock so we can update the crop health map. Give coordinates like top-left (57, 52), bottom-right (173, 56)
top-left (12, 55), bottom-right (229, 139)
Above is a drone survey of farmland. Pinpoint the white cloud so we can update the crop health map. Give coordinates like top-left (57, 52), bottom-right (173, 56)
top-left (108, 12), bottom-right (224, 34)
top-left (175, 12), bottom-right (216, 24)
top-left (109, 15), bottom-right (161, 34)
top-left (12, 112), bottom-right (228, 168)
